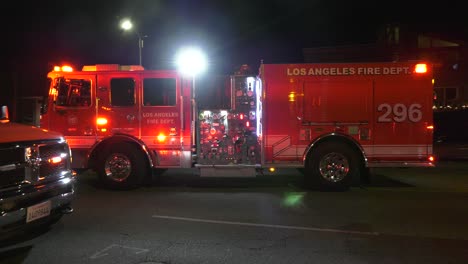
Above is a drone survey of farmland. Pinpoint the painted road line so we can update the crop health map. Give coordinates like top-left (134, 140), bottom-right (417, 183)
top-left (90, 244), bottom-right (149, 259)
top-left (152, 215), bottom-right (379, 236)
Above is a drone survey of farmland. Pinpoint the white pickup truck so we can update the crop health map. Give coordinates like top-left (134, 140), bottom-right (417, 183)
top-left (0, 106), bottom-right (76, 236)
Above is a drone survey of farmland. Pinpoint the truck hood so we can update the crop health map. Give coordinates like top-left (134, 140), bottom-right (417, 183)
top-left (0, 122), bottom-right (64, 143)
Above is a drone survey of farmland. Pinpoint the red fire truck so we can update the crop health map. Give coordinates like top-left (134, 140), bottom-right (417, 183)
top-left (40, 62), bottom-right (435, 191)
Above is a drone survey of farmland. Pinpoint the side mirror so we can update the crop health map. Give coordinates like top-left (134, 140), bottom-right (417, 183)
top-left (40, 96), bottom-right (48, 115)
top-left (1, 105), bottom-right (10, 123)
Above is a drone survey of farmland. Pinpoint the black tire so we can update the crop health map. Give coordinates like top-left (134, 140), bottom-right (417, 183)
top-left (305, 142), bottom-right (360, 191)
top-left (144, 168), bottom-right (167, 186)
top-left (360, 166), bottom-right (371, 185)
top-left (97, 142), bottom-right (148, 190)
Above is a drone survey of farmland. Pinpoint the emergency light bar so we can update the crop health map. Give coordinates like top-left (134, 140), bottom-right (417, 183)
top-left (53, 65), bottom-right (73, 72)
top-left (82, 64), bottom-right (145, 71)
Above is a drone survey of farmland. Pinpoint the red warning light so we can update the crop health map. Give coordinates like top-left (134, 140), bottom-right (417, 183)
top-left (414, 64), bottom-right (427, 73)
top-left (210, 127), bottom-right (217, 135)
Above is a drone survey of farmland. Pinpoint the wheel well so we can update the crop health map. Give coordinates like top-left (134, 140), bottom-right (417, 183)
top-left (87, 138), bottom-right (151, 171)
top-left (304, 135), bottom-right (366, 168)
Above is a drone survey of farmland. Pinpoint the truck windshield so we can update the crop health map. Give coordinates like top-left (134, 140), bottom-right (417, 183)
top-left (55, 77), bottom-right (91, 107)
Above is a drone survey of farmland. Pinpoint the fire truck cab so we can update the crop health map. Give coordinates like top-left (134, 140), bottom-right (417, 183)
top-left (41, 62), bottom-right (434, 191)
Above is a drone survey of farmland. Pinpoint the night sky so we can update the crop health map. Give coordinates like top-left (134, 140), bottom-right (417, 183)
top-left (1, 0), bottom-right (466, 99)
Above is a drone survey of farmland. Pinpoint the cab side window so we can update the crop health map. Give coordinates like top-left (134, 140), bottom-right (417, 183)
top-left (111, 78), bottom-right (135, 106)
top-left (143, 78), bottom-right (176, 106)
top-left (55, 78), bottom-right (91, 107)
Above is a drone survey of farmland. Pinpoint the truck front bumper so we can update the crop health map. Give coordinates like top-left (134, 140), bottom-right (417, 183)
top-left (0, 170), bottom-right (76, 233)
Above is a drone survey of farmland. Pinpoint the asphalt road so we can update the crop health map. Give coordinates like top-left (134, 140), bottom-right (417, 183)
top-left (1, 162), bottom-right (468, 264)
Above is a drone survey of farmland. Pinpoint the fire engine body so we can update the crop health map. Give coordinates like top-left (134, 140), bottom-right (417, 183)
top-left (41, 62), bottom-right (434, 190)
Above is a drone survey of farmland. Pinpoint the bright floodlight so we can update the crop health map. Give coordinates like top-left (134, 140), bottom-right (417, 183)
top-left (175, 47), bottom-right (207, 76)
top-left (120, 19), bottom-right (133, 31)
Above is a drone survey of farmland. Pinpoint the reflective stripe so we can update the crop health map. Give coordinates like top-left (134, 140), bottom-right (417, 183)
top-left (65, 137), bottom-right (97, 148)
top-left (363, 145), bottom-right (432, 156)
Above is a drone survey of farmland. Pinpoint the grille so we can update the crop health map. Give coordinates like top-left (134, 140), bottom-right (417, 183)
top-left (39, 143), bottom-right (69, 178)
top-left (0, 141), bottom-right (70, 188)
top-left (0, 146), bottom-right (25, 187)
top-left (0, 147), bottom-right (24, 165)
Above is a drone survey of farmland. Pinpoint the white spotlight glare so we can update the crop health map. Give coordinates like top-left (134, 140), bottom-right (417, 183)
top-left (175, 47), bottom-right (207, 76)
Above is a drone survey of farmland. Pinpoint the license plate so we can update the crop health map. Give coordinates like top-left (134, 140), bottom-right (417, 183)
top-left (26, 200), bottom-right (51, 223)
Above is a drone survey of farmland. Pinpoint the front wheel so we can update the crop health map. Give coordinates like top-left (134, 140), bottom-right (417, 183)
top-left (97, 142), bottom-right (148, 190)
top-left (305, 142), bottom-right (360, 191)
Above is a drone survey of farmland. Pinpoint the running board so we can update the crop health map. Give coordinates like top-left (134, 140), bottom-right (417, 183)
top-left (196, 164), bottom-right (260, 177)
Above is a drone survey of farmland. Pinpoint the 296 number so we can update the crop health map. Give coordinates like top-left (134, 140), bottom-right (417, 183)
top-left (377, 103), bottom-right (422, 123)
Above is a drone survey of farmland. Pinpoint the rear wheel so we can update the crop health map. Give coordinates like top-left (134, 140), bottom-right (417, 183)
top-left (97, 142), bottom-right (148, 190)
top-left (305, 142), bottom-right (360, 191)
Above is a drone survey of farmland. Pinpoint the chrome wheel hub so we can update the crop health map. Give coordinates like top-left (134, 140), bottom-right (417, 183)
top-left (105, 153), bottom-right (131, 182)
top-left (319, 152), bottom-right (349, 182)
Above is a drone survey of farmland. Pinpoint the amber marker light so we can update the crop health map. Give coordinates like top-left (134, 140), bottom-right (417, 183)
top-left (428, 156), bottom-right (435, 162)
top-left (269, 167), bottom-right (276, 172)
top-left (48, 156), bottom-right (63, 164)
top-left (414, 63), bottom-right (427, 73)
